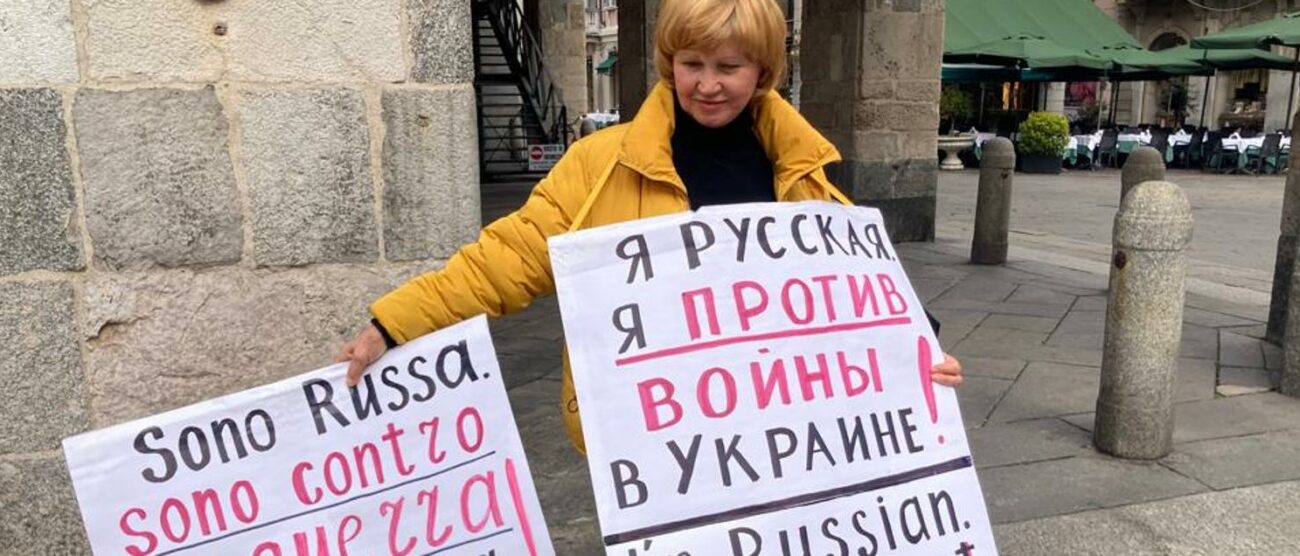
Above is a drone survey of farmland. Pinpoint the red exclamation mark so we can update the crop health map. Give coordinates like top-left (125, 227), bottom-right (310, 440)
top-left (917, 336), bottom-right (944, 445)
top-left (505, 457), bottom-right (540, 556)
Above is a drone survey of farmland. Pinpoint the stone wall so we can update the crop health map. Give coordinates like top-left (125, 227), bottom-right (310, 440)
top-left (0, 1), bottom-right (478, 550)
top-left (801, 0), bottom-right (942, 242)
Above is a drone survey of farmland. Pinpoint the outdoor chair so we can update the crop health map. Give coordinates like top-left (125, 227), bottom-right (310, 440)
top-left (1203, 134), bottom-right (1239, 174)
top-left (1246, 133), bottom-right (1283, 175)
top-left (1096, 129), bottom-right (1120, 168)
top-left (1148, 129), bottom-right (1170, 164)
top-left (1175, 130), bottom-right (1203, 168)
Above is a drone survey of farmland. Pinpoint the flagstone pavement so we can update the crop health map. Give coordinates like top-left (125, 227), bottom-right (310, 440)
top-left (481, 175), bottom-right (1300, 554)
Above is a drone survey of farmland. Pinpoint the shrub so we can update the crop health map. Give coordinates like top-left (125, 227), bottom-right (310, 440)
top-left (1018, 112), bottom-right (1070, 157)
top-left (940, 87), bottom-right (972, 131)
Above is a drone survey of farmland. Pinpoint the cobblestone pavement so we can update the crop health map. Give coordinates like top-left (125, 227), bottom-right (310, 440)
top-left (482, 175), bottom-right (1300, 554)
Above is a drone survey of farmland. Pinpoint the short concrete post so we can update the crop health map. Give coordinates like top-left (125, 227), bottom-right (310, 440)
top-left (1281, 251), bottom-right (1300, 396)
top-left (1121, 146), bottom-right (1164, 202)
top-left (971, 137), bottom-right (1014, 265)
top-left (1095, 181), bottom-right (1193, 459)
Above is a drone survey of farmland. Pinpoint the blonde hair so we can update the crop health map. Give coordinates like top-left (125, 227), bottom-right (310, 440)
top-left (654, 0), bottom-right (788, 96)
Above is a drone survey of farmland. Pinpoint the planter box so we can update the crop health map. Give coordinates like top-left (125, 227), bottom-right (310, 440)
top-left (1021, 153), bottom-right (1062, 174)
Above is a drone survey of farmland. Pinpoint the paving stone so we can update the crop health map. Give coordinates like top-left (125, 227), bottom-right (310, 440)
top-left (0, 88), bottom-right (83, 275)
top-left (930, 297), bottom-right (1073, 319)
top-left (1072, 295), bottom-right (1107, 312)
top-left (1219, 330), bottom-right (1265, 368)
top-left (409, 0), bottom-right (474, 83)
top-left (0, 455), bottom-right (88, 553)
top-left (911, 276), bottom-right (956, 303)
top-left (0, 282), bottom-right (88, 453)
top-left (980, 314), bottom-right (1060, 333)
top-left (979, 454), bottom-right (1206, 524)
top-left (1004, 284), bottom-right (1076, 307)
top-left (82, 265), bottom-right (424, 426)
top-left (1182, 306), bottom-right (1262, 329)
top-left (957, 376), bottom-right (1013, 429)
top-left (1174, 357), bottom-right (1217, 402)
top-left (1067, 392), bottom-right (1300, 445)
top-left (75, 87), bottom-right (241, 271)
top-left (239, 89), bottom-right (377, 266)
top-left (927, 308), bottom-right (986, 346)
top-left (1217, 367), bottom-right (1276, 396)
top-left (0, 0), bottom-right (78, 82)
top-left (969, 418), bottom-right (1092, 468)
top-left (960, 356), bottom-right (1027, 380)
top-left (988, 362), bottom-right (1100, 423)
top-left (1179, 323), bottom-right (1218, 361)
top-left (1162, 429), bottom-right (1300, 490)
top-left (382, 86), bottom-right (480, 261)
top-left (932, 276), bottom-right (1018, 304)
top-left (994, 481), bottom-right (1300, 554)
top-left (1045, 309), bottom-right (1104, 350)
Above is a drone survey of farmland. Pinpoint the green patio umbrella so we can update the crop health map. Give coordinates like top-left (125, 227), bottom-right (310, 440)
top-left (1190, 12), bottom-right (1300, 122)
top-left (1165, 44), bottom-right (1299, 71)
top-left (945, 34), bottom-right (1113, 71)
top-left (1189, 11), bottom-right (1300, 50)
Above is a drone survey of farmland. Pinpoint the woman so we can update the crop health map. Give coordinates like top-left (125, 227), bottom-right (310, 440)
top-left (338, 0), bottom-right (962, 453)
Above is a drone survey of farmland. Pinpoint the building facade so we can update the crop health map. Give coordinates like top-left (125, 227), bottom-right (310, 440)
top-left (1100, 0), bottom-right (1300, 131)
top-left (586, 0), bottom-right (621, 116)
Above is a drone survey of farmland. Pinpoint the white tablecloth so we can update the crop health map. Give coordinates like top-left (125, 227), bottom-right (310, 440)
top-left (1072, 133), bottom-right (1102, 151)
top-left (1222, 134), bottom-right (1292, 153)
top-left (1171, 131), bottom-right (1193, 147)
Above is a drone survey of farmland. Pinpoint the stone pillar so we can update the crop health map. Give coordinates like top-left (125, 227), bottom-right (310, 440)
top-left (1265, 47), bottom-right (1297, 133)
top-left (802, 0), bottom-right (942, 242)
top-left (1121, 146), bottom-right (1165, 202)
top-left (618, 0), bottom-right (660, 117)
top-left (540, 0), bottom-right (589, 117)
top-left (1045, 83), bottom-right (1066, 115)
top-left (1095, 181), bottom-right (1193, 460)
top-left (1268, 110), bottom-right (1300, 344)
top-left (971, 138), bottom-right (1014, 265)
top-left (0, 0), bottom-right (480, 550)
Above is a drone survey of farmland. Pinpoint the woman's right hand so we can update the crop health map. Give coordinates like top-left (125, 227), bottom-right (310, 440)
top-left (336, 323), bottom-right (388, 387)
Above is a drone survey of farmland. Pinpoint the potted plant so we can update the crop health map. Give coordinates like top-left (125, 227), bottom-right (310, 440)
top-left (939, 86), bottom-right (972, 134)
top-left (1017, 112), bottom-right (1070, 174)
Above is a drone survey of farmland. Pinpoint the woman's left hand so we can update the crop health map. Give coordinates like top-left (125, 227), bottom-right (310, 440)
top-left (931, 353), bottom-right (964, 387)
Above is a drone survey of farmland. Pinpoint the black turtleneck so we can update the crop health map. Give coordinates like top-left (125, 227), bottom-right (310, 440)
top-left (670, 98), bottom-right (776, 210)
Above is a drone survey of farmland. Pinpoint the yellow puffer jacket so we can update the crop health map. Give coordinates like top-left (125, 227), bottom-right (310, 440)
top-left (371, 81), bottom-right (850, 453)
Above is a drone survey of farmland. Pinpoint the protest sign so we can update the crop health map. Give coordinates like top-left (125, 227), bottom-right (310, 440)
top-left (63, 316), bottom-right (552, 556)
top-left (550, 202), bottom-right (997, 555)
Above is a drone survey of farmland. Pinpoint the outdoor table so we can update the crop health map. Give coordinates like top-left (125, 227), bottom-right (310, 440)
top-left (1115, 131), bottom-right (1173, 162)
top-left (1221, 134), bottom-right (1291, 171)
top-left (1171, 130), bottom-right (1193, 146)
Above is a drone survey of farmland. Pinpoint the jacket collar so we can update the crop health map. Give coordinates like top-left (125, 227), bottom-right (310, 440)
top-left (618, 81), bottom-right (842, 198)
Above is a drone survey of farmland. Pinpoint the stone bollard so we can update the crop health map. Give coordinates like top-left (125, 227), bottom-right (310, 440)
top-left (1269, 110), bottom-right (1300, 344)
top-left (1121, 146), bottom-right (1164, 202)
top-left (1282, 252), bottom-right (1300, 396)
top-left (971, 137), bottom-right (1015, 265)
top-left (1095, 181), bottom-right (1193, 459)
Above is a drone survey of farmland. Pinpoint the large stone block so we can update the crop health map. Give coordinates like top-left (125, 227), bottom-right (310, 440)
top-left (382, 86), bottom-right (480, 262)
top-left (410, 0), bottom-right (474, 83)
top-left (239, 89), bottom-right (377, 266)
top-left (223, 0), bottom-right (405, 82)
top-left (854, 100), bottom-right (939, 131)
top-left (0, 0), bottom-right (79, 82)
top-left (75, 87), bottom-right (242, 271)
top-left (83, 0), bottom-right (405, 82)
top-left (860, 11), bottom-right (943, 81)
top-left (0, 455), bottom-right (88, 553)
top-left (83, 0), bottom-right (222, 82)
top-left (0, 282), bottom-right (88, 454)
top-left (82, 264), bottom-right (430, 426)
top-left (0, 89), bottom-right (83, 275)
top-left (869, 196), bottom-right (936, 243)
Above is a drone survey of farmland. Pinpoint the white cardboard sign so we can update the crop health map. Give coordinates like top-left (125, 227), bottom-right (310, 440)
top-left (63, 316), bottom-right (553, 556)
top-left (551, 202), bottom-right (997, 555)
